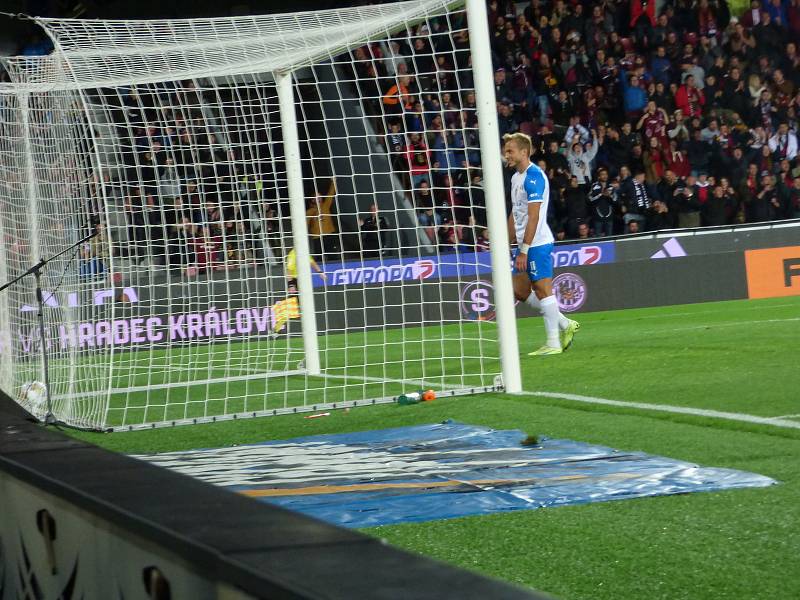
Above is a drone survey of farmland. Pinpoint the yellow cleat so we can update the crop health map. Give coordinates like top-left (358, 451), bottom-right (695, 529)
top-left (528, 345), bottom-right (563, 356)
top-left (560, 319), bottom-right (581, 351)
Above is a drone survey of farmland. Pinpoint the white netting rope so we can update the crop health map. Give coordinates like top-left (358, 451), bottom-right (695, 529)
top-left (4, 1), bottom-right (456, 90)
top-left (0, 0), bottom-right (510, 430)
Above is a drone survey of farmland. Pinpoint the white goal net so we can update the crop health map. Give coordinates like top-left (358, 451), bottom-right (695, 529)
top-left (0, 0), bottom-right (520, 431)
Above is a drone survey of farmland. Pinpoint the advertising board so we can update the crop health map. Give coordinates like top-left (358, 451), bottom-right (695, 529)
top-left (745, 246), bottom-right (800, 299)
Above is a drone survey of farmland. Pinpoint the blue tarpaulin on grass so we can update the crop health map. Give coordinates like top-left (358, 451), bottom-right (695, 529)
top-left (138, 422), bottom-right (777, 528)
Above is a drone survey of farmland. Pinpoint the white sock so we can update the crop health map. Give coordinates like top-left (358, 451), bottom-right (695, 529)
top-left (539, 295), bottom-right (562, 348)
top-left (525, 292), bottom-right (541, 311)
top-left (528, 292), bottom-right (569, 329)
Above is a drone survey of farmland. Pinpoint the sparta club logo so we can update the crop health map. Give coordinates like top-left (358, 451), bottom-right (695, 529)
top-left (460, 281), bottom-right (523, 320)
top-left (552, 273), bottom-right (587, 312)
top-left (460, 281), bottom-right (496, 321)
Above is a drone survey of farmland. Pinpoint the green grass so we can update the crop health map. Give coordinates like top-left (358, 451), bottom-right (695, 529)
top-left (86, 321), bottom-right (499, 427)
top-left (68, 296), bottom-right (800, 599)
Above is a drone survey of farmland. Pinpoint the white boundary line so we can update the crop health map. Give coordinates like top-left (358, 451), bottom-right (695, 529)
top-left (583, 316), bottom-right (800, 338)
top-left (526, 391), bottom-right (800, 430)
top-left (660, 317), bottom-right (800, 333)
top-left (589, 306), bottom-right (800, 324)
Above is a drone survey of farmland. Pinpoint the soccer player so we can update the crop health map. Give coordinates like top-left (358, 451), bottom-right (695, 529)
top-left (285, 247), bottom-right (326, 294)
top-left (272, 248), bottom-right (327, 335)
top-left (503, 132), bottom-right (580, 355)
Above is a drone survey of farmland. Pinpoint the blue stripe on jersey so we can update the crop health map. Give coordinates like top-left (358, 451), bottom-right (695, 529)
top-left (523, 164), bottom-right (546, 202)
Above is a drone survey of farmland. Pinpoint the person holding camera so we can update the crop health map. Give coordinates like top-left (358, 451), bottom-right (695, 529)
top-left (748, 172), bottom-right (786, 222)
top-left (588, 167), bottom-right (617, 237)
top-left (673, 175), bottom-right (703, 228)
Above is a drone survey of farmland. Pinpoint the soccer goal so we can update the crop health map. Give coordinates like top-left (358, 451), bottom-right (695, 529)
top-left (0, 0), bottom-right (521, 431)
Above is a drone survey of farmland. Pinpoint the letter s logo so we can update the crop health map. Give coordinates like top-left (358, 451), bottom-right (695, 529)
top-left (471, 289), bottom-right (490, 312)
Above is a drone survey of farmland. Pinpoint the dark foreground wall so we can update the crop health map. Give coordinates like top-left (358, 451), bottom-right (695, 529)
top-left (0, 394), bottom-right (547, 599)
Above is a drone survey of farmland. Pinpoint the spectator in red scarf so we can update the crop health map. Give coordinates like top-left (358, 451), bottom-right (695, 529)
top-left (643, 136), bottom-right (667, 183)
top-left (675, 74), bottom-right (705, 118)
top-left (666, 140), bottom-right (691, 178)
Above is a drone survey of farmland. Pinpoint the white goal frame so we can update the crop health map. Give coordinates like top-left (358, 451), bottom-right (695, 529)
top-left (0, 0), bottom-right (521, 431)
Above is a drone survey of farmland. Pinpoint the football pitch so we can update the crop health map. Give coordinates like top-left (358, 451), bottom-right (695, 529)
top-left (70, 296), bottom-right (800, 599)
top-left (96, 321), bottom-right (498, 428)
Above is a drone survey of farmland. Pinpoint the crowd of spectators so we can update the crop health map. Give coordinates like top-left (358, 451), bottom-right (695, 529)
top-left (8, 0), bottom-right (800, 280)
top-left (71, 81), bottom-right (299, 276)
top-left (356, 0), bottom-right (800, 253)
top-left (513, 0), bottom-right (800, 239)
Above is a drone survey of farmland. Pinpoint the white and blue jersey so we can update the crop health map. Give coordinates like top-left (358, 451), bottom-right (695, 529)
top-left (510, 163), bottom-right (554, 247)
top-left (511, 163), bottom-right (555, 281)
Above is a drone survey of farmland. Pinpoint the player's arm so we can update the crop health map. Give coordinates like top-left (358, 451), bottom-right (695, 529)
top-left (310, 257), bottom-right (327, 281)
top-left (508, 213), bottom-right (516, 246)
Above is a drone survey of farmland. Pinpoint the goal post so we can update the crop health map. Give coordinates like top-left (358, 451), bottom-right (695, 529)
top-left (465, 0), bottom-right (521, 393)
top-left (275, 70), bottom-right (321, 376)
top-left (0, 0), bottom-right (522, 430)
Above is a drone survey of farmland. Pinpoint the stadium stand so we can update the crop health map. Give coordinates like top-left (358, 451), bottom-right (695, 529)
top-left (348, 0), bottom-right (800, 246)
top-left (3, 0), bottom-right (800, 274)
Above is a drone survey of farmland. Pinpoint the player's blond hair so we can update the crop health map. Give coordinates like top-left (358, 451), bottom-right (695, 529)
top-left (502, 132), bottom-right (532, 155)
